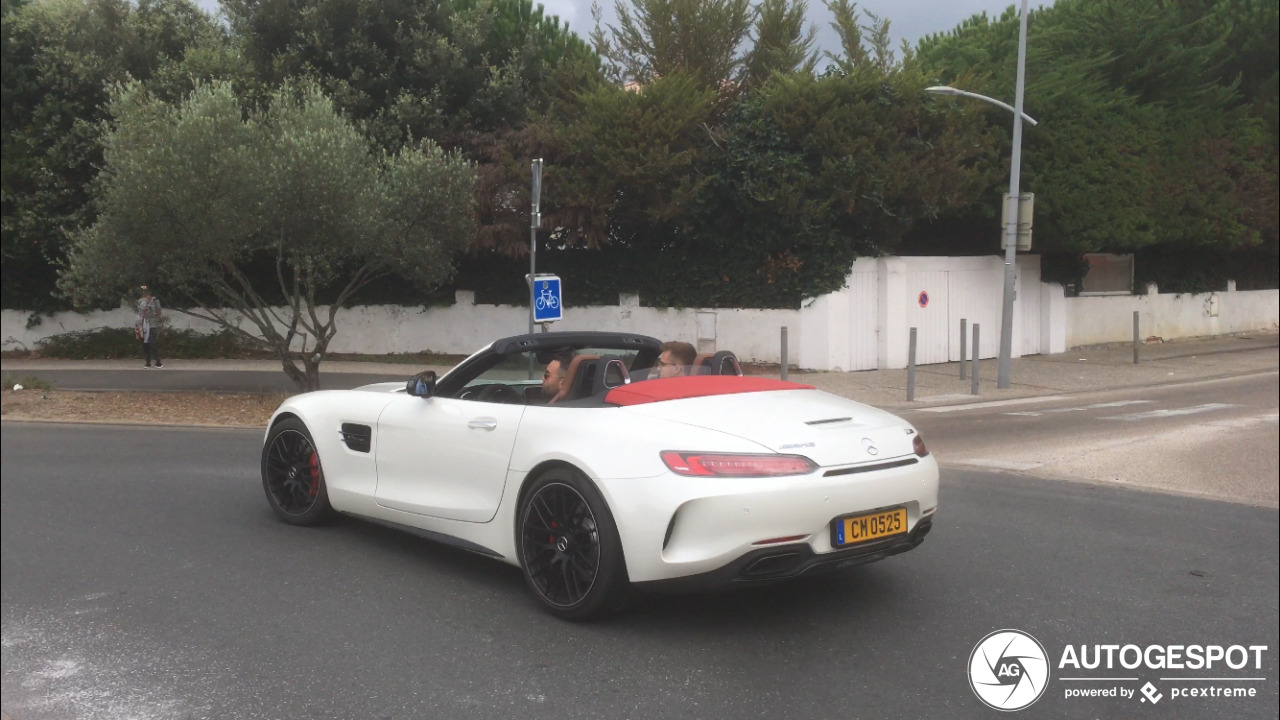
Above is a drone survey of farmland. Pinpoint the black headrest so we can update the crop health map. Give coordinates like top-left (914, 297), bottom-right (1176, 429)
top-left (565, 357), bottom-right (599, 401)
top-left (710, 351), bottom-right (742, 376)
top-left (591, 356), bottom-right (631, 395)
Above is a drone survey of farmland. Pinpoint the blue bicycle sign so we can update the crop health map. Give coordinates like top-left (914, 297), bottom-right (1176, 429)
top-left (536, 286), bottom-right (559, 311)
top-left (531, 275), bottom-right (562, 323)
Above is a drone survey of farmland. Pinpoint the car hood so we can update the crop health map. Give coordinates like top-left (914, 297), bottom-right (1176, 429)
top-left (617, 388), bottom-right (917, 467)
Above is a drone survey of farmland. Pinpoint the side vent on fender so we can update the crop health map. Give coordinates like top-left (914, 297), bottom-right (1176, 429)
top-left (339, 423), bottom-right (372, 453)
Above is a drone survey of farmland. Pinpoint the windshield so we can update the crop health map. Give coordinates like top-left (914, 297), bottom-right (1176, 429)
top-left (454, 348), bottom-right (644, 405)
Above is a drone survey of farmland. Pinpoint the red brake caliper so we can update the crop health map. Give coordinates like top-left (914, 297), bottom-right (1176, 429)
top-left (308, 452), bottom-right (320, 497)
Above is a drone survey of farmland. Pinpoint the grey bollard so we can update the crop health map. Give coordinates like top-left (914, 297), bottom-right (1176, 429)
top-left (907, 327), bottom-right (917, 401)
top-left (1133, 311), bottom-right (1140, 365)
top-left (960, 318), bottom-right (968, 380)
top-left (971, 323), bottom-right (981, 395)
top-left (781, 326), bottom-right (789, 381)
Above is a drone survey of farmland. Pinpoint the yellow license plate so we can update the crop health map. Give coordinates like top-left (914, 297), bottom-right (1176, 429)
top-left (833, 508), bottom-right (907, 547)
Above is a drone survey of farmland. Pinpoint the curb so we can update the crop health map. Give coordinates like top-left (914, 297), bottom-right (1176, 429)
top-left (0, 418), bottom-right (265, 431)
top-left (877, 366), bottom-right (1280, 412)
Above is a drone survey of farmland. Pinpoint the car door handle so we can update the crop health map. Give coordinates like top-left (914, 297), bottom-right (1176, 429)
top-left (467, 418), bottom-right (499, 431)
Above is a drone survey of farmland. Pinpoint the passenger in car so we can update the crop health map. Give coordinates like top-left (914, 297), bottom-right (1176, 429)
top-left (541, 349), bottom-right (576, 403)
top-left (654, 341), bottom-right (697, 379)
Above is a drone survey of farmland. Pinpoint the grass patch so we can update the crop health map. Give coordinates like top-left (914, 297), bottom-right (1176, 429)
top-left (34, 327), bottom-right (261, 360)
top-left (3, 374), bottom-right (55, 391)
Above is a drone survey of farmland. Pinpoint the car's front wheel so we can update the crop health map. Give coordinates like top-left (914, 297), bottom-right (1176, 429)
top-left (261, 418), bottom-right (335, 526)
top-left (517, 467), bottom-right (629, 620)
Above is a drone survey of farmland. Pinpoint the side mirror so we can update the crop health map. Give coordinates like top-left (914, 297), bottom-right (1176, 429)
top-left (406, 370), bottom-right (437, 398)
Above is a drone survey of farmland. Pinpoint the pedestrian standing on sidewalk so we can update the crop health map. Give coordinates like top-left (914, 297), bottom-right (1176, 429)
top-left (135, 285), bottom-right (164, 368)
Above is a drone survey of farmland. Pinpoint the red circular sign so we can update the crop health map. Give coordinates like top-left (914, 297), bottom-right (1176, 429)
top-left (918, 291), bottom-right (930, 308)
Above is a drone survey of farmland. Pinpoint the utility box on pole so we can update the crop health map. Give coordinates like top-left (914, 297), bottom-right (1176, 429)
top-left (1000, 192), bottom-right (1034, 251)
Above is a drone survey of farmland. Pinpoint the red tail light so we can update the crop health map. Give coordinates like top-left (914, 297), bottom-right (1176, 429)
top-left (660, 451), bottom-right (817, 477)
top-left (913, 435), bottom-right (929, 457)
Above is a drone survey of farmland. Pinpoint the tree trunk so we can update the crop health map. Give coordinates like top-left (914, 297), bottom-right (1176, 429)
top-left (301, 355), bottom-right (322, 391)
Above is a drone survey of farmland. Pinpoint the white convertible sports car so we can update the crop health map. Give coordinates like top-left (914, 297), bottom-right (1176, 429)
top-left (262, 331), bottom-right (938, 620)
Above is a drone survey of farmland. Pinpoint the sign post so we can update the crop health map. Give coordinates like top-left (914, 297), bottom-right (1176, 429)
top-left (528, 159), bottom-right (543, 335)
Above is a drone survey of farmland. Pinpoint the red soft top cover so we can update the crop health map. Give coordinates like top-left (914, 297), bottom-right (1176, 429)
top-left (605, 375), bottom-right (815, 406)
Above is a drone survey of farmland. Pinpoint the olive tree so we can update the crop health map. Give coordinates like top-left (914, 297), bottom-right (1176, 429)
top-left (60, 81), bottom-right (474, 390)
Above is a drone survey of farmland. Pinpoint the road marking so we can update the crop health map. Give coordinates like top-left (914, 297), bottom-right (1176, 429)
top-left (913, 393), bottom-right (973, 403)
top-left (955, 459), bottom-right (1045, 471)
top-left (919, 396), bottom-right (1069, 413)
top-left (1204, 412), bottom-right (1279, 429)
top-left (1100, 403), bottom-right (1238, 421)
top-left (1004, 400), bottom-right (1154, 417)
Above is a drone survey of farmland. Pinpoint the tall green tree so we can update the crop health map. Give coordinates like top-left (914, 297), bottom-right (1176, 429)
top-left (220, 0), bottom-right (597, 259)
top-left (222, 0), bottom-right (595, 148)
top-left (912, 0), bottom-right (1277, 276)
top-left (674, 67), bottom-right (1000, 307)
top-left (590, 0), bottom-right (752, 88)
top-left (743, 0), bottom-right (817, 87)
top-left (590, 0), bottom-right (817, 90)
top-left (823, 0), bottom-right (898, 72)
top-left (546, 73), bottom-right (718, 250)
top-left (1, 0), bottom-right (219, 310)
top-left (60, 81), bottom-right (475, 390)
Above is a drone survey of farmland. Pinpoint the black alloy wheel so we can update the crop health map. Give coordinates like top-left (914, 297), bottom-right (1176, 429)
top-left (518, 469), bottom-right (629, 620)
top-left (262, 418), bottom-right (334, 526)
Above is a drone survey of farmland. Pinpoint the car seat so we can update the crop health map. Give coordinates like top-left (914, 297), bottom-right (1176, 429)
top-left (709, 350), bottom-right (743, 376)
top-left (693, 353), bottom-right (714, 375)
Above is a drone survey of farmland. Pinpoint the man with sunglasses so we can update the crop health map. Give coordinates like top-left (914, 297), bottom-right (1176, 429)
top-left (653, 340), bottom-right (696, 379)
top-left (540, 349), bottom-right (576, 403)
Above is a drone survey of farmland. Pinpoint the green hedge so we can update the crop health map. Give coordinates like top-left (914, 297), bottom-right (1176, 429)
top-left (35, 327), bottom-right (257, 360)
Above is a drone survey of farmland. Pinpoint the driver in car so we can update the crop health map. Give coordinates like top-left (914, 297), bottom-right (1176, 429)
top-left (541, 349), bottom-right (576, 403)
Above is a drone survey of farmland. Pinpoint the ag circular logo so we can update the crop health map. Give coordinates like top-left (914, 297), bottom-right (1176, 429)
top-left (968, 629), bottom-right (1050, 711)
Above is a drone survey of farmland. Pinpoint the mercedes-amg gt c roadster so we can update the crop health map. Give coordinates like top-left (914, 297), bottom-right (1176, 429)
top-left (261, 332), bottom-right (938, 620)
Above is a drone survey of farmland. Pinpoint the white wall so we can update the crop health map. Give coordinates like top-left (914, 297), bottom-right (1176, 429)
top-left (1065, 287), bottom-right (1280, 346)
top-left (0, 296), bottom-right (801, 362)
top-left (5, 264), bottom-right (1276, 368)
top-left (799, 255), bottom-right (1056, 371)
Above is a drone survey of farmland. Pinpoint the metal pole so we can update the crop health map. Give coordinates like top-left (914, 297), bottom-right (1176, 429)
top-left (997, 0), bottom-right (1030, 390)
top-left (960, 318), bottom-right (968, 380)
top-left (780, 327), bottom-right (789, 381)
top-left (907, 327), bottom-right (917, 401)
top-left (971, 323), bottom-right (981, 395)
top-left (528, 159), bottom-right (542, 336)
top-left (1133, 311), bottom-right (1140, 364)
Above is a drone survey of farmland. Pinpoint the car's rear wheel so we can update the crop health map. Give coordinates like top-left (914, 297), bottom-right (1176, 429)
top-left (517, 467), bottom-right (629, 621)
top-left (262, 418), bottom-right (334, 526)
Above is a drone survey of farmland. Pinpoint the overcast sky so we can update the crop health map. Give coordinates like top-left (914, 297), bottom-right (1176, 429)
top-left (196, 1), bottom-right (1046, 62)
top-left (569, 0), bottom-right (1030, 57)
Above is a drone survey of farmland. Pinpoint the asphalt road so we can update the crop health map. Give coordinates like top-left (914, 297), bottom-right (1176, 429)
top-left (902, 372), bottom-right (1280, 506)
top-left (2, 423), bottom-right (1276, 720)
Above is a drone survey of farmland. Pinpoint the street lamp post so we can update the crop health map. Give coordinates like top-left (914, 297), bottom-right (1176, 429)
top-left (926, 0), bottom-right (1032, 389)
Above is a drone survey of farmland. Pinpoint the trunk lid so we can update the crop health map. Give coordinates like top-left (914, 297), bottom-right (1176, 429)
top-left (619, 389), bottom-right (915, 466)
